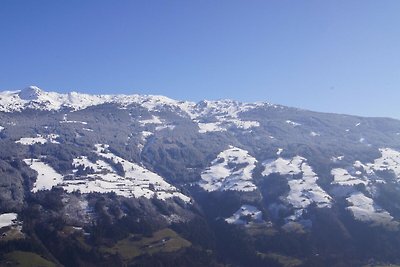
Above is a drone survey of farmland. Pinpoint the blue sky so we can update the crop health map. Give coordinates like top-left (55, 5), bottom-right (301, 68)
top-left (1, 1), bottom-right (400, 119)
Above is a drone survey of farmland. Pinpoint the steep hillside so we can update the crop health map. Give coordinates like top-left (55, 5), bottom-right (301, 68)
top-left (1, 86), bottom-right (400, 266)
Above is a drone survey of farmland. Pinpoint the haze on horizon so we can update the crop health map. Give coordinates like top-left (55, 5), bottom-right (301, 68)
top-left (1, 1), bottom-right (400, 119)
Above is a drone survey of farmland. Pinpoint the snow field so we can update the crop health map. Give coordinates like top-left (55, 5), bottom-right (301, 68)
top-left (225, 205), bottom-right (263, 225)
top-left (199, 146), bottom-right (257, 192)
top-left (263, 156), bottom-right (332, 220)
top-left (0, 213), bottom-right (18, 228)
top-left (24, 144), bottom-right (190, 202)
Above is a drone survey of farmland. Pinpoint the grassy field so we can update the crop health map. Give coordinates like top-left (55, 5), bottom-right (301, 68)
top-left (101, 228), bottom-right (191, 261)
top-left (1, 251), bottom-right (56, 267)
top-left (364, 265), bottom-right (400, 267)
top-left (0, 226), bottom-right (25, 242)
top-left (245, 222), bottom-right (277, 236)
top-left (257, 251), bottom-right (303, 267)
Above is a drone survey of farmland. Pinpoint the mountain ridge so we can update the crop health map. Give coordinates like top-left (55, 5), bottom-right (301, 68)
top-left (1, 85), bottom-right (400, 266)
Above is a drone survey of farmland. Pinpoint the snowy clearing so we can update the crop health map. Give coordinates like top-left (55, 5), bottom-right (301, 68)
top-left (286, 120), bottom-right (301, 127)
top-left (0, 213), bottom-right (17, 228)
top-left (24, 159), bottom-right (64, 192)
top-left (263, 156), bottom-right (332, 220)
top-left (346, 192), bottom-right (397, 227)
top-left (331, 168), bottom-right (368, 186)
top-left (139, 115), bottom-right (163, 125)
top-left (353, 148), bottom-right (400, 179)
top-left (24, 145), bottom-right (190, 202)
top-left (198, 122), bottom-right (226, 133)
top-left (199, 146), bottom-right (257, 192)
top-left (60, 114), bottom-right (88, 125)
top-left (225, 205), bottom-right (263, 225)
top-left (16, 134), bottom-right (60, 145)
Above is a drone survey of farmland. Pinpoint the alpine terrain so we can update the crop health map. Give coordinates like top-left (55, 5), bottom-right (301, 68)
top-left (1, 86), bottom-right (400, 266)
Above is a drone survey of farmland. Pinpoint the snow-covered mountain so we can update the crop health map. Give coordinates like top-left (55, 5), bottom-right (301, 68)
top-left (1, 86), bottom-right (400, 266)
top-left (0, 86), bottom-right (191, 112)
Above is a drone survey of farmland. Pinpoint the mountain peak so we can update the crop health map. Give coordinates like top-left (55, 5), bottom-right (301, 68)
top-left (18, 86), bottom-right (44, 100)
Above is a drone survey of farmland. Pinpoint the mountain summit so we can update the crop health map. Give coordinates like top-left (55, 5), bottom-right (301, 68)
top-left (18, 85), bottom-right (44, 100)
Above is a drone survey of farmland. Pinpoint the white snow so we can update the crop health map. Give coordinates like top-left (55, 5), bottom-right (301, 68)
top-left (310, 131), bottom-right (320, 137)
top-left (370, 148), bottom-right (400, 178)
top-left (0, 213), bottom-right (17, 228)
top-left (141, 131), bottom-right (153, 140)
top-left (198, 122), bottom-right (226, 133)
top-left (286, 120), bottom-right (301, 127)
top-left (263, 157), bottom-right (303, 177)
top-left (329, 148), bottom-right (400, 227)
top-left (331, 168), bottom-right (368, 186)
top-left (199, 146), bottom-right (257, 192)
top-left (60, 114), bottom-right (88, 125)
top-left (139, 115), bottom-right (163, 125)
top-left (0, 126), bottom-right (4, 132)
top-left (86, 144), bottom-right (191, 202)
top-left (354, 148), bottom-right (400, 179)
top-left (23, 145), bottom-right (190, 202)
top-left (191, 100), bottom-right (261, 133)
top-left (16, 134), bottom-right (60, 145)
top-left (355, 122), bottom-right (361, 127)
top-left (24, 159), bottom-right (64, 192)
top-left (0, 86), bottom-right (193, 115)
top-left (0, 87), bottom-right (267, 135)
top-left (228, 119), bottom-right (260, 129)
top-left (263, 156), bottom-right (332, 220)
top-left (16, 136), bottom-right (47, 145)
top-left (82, 128), bottom-right (94, 132)
top-left (276, 148), bottom-right (283, 156)
top-left (331, 155), bottom-right (344, 162)
top-left (346, 192), bottom-right (396, 226)
top-left (72, 156), bottom-right (114, 173)
top-left (225, 205), bottom-right (263, 225)
top-left (155, 125), bottom-right (175, 131)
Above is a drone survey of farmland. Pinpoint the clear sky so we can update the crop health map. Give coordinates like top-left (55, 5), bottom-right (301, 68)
top-left (1, 1), bottom-right (400, 119)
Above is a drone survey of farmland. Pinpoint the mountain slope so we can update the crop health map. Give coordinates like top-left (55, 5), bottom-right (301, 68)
top-left (1, 86), bottom-right (400, 266)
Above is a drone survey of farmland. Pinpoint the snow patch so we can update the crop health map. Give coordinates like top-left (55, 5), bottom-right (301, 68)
top-left (225, 205), bottom-right (263, 225)
top-left (310, 131), bottom-right (320, 137)
top-left (346, 192), bottom-right (397, 227)
top-left (60, 114), bottom-right (88, 125)
top-left (263, 156), bottom-right (332, 220)
top-left (286, 120), bottom-right (301, 127)
top-left (191, 100), bottom-right (261, 133)
top-left (24, 146), bottom-right (190, 202)
top-left (199, 146), bottom-right (257, 192)
top-left (16, 134), bottom-right (60, 145)
top-left (331, 168), bottom-right (368, 186)
top-left (155, 125), bottom-right (175, 131)
top-left (141, 131), bottom-right (153, 140)
top-left (198, 122), bottom-right (226, 133)
top-left (24, 159), bottom-right (64, 192)
top-left (139, 115), bottom-right (163, 125)
top-left (0, 213), bottom-right (18, 228)
top-left (355, 148), bottom-right (400, 179)
top-left (331, 155), bottom-right (344, 162)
